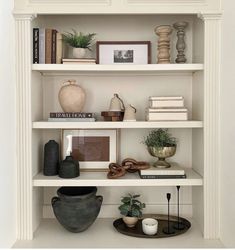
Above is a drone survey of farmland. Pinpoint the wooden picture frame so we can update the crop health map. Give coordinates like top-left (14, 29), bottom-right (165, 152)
top-left (61, 129), bottom-right (118, 171)
top-left (96, 41), bottom-right (151, 64)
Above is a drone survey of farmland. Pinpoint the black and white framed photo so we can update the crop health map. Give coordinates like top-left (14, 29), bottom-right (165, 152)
top-left (62, 129), bottom-right (118, 171)
top-left (96, 41), bottom-right (151, 64)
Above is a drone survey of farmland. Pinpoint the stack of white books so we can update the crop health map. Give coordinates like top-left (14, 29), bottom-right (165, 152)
top-left (62, 58), bottom-right (96, 64)
top-left (146, 96), bottom-right (188, 121)
top-left (139, 165), bottom-right (186, 179)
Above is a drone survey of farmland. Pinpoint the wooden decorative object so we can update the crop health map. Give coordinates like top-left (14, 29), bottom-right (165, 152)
top-left (154, 25), bottom-right (173, 64)
top-left (101, 111), bottom-right (124, 121)
top-left (173, 21), bottom-right (188, 63)
top-left (107, 158), bottom-right (150, 179)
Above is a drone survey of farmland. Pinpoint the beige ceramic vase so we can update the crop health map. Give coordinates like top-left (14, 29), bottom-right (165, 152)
top-left (122, 216), bottom-right (138, 228)
top-left (58, 80), bottom-right (86, 112)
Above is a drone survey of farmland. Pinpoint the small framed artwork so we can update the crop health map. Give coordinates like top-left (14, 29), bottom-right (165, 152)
top-left (62, 129), bottom-right (118, 171)
top-left (96, 41), bottom-right (151, 64)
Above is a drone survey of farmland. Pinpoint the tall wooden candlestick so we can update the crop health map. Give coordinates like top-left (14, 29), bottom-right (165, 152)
top-left (155, 25), bottom-right (173, 64)
top-left (173, 21), bottom-right (188, 63)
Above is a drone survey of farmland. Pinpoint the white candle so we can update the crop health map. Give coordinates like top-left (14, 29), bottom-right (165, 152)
top-left (142, 218), bottom-right (158, 235)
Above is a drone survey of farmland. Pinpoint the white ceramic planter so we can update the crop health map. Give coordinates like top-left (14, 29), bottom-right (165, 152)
top-left (72, 48), bottom-right (88, 58)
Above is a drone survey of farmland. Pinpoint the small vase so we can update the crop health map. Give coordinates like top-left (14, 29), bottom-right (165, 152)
top-left (123, 216), bottom-right (138, 228)
top-left (72, 48), bottom-right (88, 58)
top-left (58, 80), bottom-right (86, 113)
top-left (43, 140), bottom-right (59, 176)
top-left (59, 155), bottom-right (80, 178)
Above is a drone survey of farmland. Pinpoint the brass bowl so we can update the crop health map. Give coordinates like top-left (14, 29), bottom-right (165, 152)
top-left (148, 146), bottom-right (176, 168)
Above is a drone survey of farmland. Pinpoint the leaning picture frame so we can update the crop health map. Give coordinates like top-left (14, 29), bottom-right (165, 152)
top-left (61, 129), bottom-right (118, 171)
top-left (96, 41), bottom-right (151, 64)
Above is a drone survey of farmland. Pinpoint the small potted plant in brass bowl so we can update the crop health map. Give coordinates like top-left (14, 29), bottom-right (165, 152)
top-left (143, 129), bottom-right (177, 168)
top-left (118, 194), bottom-right (145, 228)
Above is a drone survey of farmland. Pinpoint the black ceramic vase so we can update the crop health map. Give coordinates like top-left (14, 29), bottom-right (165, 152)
top-left (43, 140), bottom-right (59, 176)
top-left (59, 156), bottom-right (80, 178)
top-left (52, 187), bottom-right (103, 233)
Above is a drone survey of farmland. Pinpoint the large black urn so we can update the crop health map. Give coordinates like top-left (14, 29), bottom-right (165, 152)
top-left (52, 186), bottom-right (103, 233)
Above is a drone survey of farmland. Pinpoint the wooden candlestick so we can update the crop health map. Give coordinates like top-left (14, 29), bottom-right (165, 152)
top-left (173, 21), bottom-right (188, 63)
top-left (155, 25), bottom-right (173, 64)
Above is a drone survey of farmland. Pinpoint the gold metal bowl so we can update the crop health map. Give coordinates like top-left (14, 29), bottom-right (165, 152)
top-left (148, 146), bottom-right (176, 168)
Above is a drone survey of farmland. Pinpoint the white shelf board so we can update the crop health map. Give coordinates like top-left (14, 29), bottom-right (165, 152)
top-left (32, 63), bottom-right (204, 75)
top-left (13, 218), bottom-right (223, 248)
top-left (32, 120), bottom-right (203, 129)
top-left (33, 169), bottom-right (203, 187)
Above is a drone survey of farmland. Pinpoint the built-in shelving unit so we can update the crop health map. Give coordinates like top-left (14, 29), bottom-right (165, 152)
top-left (33, 121), bottom-right (203, 129)
top-left (14, 0), bottom-right (222, 247)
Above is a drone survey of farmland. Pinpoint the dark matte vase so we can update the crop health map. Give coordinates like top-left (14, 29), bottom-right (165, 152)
top-left (52, 187), bottom-right (103, 233)
top-left (43, 140), bottom-right (59, 176)
top-left (59, 156), bottom-right (80, 178)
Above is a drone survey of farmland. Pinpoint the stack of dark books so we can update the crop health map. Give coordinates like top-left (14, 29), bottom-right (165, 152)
top-left (33, 28), bottom-right (63, 64)
top-left (48, 112), bottom-right (96, 122)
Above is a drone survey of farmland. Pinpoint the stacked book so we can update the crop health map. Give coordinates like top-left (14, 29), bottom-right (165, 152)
top-left (62, 58), bottom-right (96, 64)
top-left (139, 165), bottom-right (186, 179)
top-left (48, 112), bottom-right (96, 122)
top-left (33, 28), bottom-right (63, 64)
top-left (146, 96), bottom-right (188, 121)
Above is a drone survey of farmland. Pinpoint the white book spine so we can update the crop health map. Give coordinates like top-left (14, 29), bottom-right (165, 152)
top-left (140, 170), bottom-right (185, 175)
top-left (56, 33), bottom-right (63, 64)
top-left (146, 112), bottom-right (188, 121)
top-left (149, 96), bottom-right (183, 101)
top-left (148, 108), bottom-right (188, 112)
top-left (150, 99), bottom-right (185, 108)
top-left (48, 118), bottom-right (96, 122)
top-left (39, 28), bottom-right (45, 64)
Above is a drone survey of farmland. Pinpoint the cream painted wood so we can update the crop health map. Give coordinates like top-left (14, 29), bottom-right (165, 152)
top-left (33, 121), bottom-right (203, 129)
top-left (14, 0), bottom-right (221, 14)
top-left (32, 64), bottom-right (204, 75)
top-left (15, 14), bottom-right (36, 240)
top-left (33, 169), bottom-right (203, 187)
top-left (199, 13), bottom-right (222, 239)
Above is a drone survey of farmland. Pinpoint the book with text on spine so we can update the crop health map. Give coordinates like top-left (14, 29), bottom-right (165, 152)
top-left (50, 112), bottom-right (95, 118)
top-left (48, 117), bottom-right (96, 122)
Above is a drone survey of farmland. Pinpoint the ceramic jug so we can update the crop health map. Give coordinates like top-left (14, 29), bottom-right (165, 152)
top-left (123, 104), bottom-right (137, 121)
top-left (59, 155), bottom-right (80, 178)
top-left (109, 94), bottom-right (125, 112)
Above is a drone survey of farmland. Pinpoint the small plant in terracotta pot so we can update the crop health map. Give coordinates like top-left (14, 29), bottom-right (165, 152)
top-left (118, 193), bottom-right (145, 228)
top-left (62, 29), bottom-right (96, 58)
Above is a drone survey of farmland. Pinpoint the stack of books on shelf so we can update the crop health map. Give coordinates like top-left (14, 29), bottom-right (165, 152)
top-left (146, 96), bottom-right (188, 121)
top-left (62, 58), bottom-right (96, 64)
top-left (139, 165), bottom-right (186, 179)
top-left (48, 112), bottom-right (96, 122)
top-left (33, 28), bottom-right (63, 64)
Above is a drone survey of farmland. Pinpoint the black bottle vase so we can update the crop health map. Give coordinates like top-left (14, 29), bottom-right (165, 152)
top-left (43, 140), bottom-right (59, 176)
top-left (59, 155), bottom-right (80, 178)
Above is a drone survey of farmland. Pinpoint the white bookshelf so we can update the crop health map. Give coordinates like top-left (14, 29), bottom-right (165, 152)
top-left (33, 121), bottom-right (203, 129)
top-left (14, 0), bottom-right (222, 246)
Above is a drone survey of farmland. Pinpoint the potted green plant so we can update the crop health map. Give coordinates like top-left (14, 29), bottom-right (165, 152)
top-left (118, 193), bottom-right (145, 228)
top-left (62, 29), bottom-right (96, 58)
top-left (143, 128), bottom-right (177, 168)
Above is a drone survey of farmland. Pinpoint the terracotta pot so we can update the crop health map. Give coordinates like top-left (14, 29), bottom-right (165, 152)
top-left (58, 80), bottom-right (86, 112)
top-left (122, 216), bottom-right (138, 228)
top-left (72, 48), bottom-right (88, 58)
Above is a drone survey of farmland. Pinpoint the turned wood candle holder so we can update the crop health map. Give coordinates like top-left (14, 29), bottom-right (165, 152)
top-left (173, 21), bottom-right (188, 64)
top-left (155, 25), bottom-right (173, 64)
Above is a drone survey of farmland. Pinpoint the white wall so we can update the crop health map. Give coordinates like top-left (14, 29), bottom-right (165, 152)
top-left (220, 0), bottom-right (235, 247)
top-left (0, 0), bottom-right (17, 248)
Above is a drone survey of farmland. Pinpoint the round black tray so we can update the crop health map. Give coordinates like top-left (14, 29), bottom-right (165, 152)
top-left (113, 214), bottom-right (191, 238)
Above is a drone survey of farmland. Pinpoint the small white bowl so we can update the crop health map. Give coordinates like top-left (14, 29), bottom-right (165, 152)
top-left (142, 218), bottom-right (158, 235)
